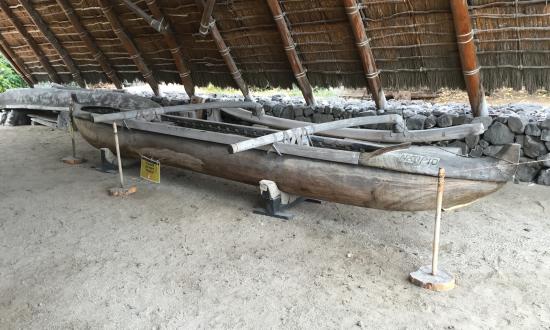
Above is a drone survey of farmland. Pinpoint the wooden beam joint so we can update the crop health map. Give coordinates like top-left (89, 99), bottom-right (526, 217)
top-left (99, 0), bottom-right (160, 96)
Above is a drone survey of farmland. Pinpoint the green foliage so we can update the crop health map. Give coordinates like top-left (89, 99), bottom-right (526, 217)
top-left (0, 55), bottom-right (27, 92)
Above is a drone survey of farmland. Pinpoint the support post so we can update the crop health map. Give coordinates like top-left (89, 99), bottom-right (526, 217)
top-left (55, 0), bottom-right (123, 89)
top-left (0, 1), bottom-right (60, 83)
top-left (409, 168), bottom-right (455, 292)
top-left (342, 0), bottom-right (387, 110)
top-left (62, 95), bottom-right (85, 165)
top-left (145, 0), bottom-right (196, 98)
top-left (0, 36), bottom-right (35, 87)
top-left (99, 0), bottom-right (160, 96)
top-left (266, 0), bottom-right (315, 106)
top-left (450, 0), bottom-right (488, 117)
top-left (195, 0), bottom-right (251, 100)
top-left (19, 0), bottom-right (86, 87)
top-left (108, 121), bottom-right (137, 196)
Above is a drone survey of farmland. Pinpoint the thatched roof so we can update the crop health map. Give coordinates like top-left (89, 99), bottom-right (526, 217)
top-left (0, 0), bottom-right (549, 95)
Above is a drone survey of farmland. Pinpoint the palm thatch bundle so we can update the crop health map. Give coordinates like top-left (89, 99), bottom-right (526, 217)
top-left (0, 0), bottom-right (548, 94)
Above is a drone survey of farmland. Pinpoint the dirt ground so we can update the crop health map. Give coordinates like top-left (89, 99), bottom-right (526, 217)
top-left (0, 126), bottom-right (549, 329)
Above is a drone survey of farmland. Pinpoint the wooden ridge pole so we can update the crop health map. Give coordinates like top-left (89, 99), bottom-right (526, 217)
top-left (0, 34), bottom-right (35, 86)
top-left (342, 0), bottom-right (387, 110)
top-left (0, 1), bottom-right (60, 83)
top-left (19, 0), bottom-right (85, 88)
top-left (266, 0), bottom-right (315, 106)
top-left (450, 0), bottom-right (488, 117)
top-left (55, 0), bottom-right (123, 89)
top-left (145, 0), bottom-right (196, 97)
top-left (199, 0), bottom-right (215, 35)
top-left (195, 0), bottom-right (251, 100)
top-left (99, 0), bottom-right (160, 96)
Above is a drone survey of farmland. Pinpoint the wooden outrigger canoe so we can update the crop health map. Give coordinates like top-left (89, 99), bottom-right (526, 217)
top-left (72, 104), bottom-right (520, 212)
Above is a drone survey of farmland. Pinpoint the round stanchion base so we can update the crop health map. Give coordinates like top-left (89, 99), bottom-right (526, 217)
top-left (108, 186), bottom-right (137, 197)
top-left (409, 265), bottom-right (455, 292)
top-left (62, 156), bottom-right (86, 165)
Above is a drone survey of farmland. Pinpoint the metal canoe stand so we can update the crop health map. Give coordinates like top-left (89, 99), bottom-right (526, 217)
top-left (108, 121), bottom-right (137, 196)
top-left (409, 168), bottom-right (456, 292)
top-left (62, 95), bottom-right (85, 165)
top-left (253, 180), bottom-right (321, 220)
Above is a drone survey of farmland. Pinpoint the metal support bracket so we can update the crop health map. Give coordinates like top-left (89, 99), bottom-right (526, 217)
top-left (253, 180), bottom-right (321, 220)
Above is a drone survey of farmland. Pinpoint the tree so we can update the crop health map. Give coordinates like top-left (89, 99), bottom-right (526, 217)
top-left (0, 55), bottom-right (27, 92)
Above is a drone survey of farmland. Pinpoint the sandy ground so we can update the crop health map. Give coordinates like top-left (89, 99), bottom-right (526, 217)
top-left (0, 126), bottom-right (549, 329)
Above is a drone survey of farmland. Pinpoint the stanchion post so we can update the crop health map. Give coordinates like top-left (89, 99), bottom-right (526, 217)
top-left (108, 121), bottom-right (137, 196)
top-left (409, 167), bottom-right (455, 291)
top-left (62, 95), bottom-right (85, 165)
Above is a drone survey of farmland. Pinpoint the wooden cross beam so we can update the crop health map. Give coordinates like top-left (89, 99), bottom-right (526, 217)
top-left (266, 0), bottom-right (315, 105)
top-left (19, 0), bottom-right (85, 88)
top-left (99, 0), bottom-right (160, 96)
top-left (195, 0), bottom-right (251, 100)
top-left (0, 33), bottom-right (35, 86)
top-left (450, 0), bottom-right (488, 117)
top-left (145, 0), bottom-right (196, 98)
top-left (0, 1), bottom-right (60, 83)
top-left (55, 0), bottom-right (123, 89)
top-left (342, 0), bottom-right (387, 110)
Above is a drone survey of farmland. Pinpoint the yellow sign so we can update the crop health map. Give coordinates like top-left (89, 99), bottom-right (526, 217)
top-left (140, 155), bottom-right (160, 183)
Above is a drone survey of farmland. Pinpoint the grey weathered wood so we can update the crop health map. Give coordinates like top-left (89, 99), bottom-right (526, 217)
top-left (360, 144), bottom-right (520, 182)
top-left (161, 114), bottom-right (393, 151)
top-left (229, 114), bottom-right (404, 153)
top-left (221, 107), bottom-right (485, 143)
top-left (74, 117), bottom-right (512, 212)
top-left (90, 101), bottom-right (262, 123)
top-left (122, 119), bottom-right (360, 164)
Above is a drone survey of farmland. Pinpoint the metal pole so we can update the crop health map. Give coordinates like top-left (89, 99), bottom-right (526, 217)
top-left (112, 122), bottom-right (125, 188)
top-left (432, 167), bottom-right (446, 276)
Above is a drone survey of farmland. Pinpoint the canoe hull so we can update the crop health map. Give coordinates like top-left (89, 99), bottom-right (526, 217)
top-left (75, 118), bottom-right (504, 211)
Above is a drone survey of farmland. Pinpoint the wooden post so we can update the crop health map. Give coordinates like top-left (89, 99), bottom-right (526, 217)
top-left (99, 0), bottom-right (160, 96)
top-left (0, 1), bottom-right (60, 83)
top-left (108, 121), bottom-right (137, 196)
top-left (450, 0), bottom-right (488, 117)
top-left (266, 0), bottom-right (315, 106)
top-left (432, 168), bottom-right (445, 276)
top-left (145, 0), bottom-right (196, 98)
top-left (195, 0), bottom-right (250, 100)
top-left (55, 0), bottom-right (123, 89)
top-left (342, 0), bottom-right (387, 110)
top-left (0, 35), bottom-right (35, 86)
top-left (409, 167), bottom-right (455, 291)
top-left (19, 0), bottom-right (85, 88)
top-left (199, 0), bottom-right (215, 35)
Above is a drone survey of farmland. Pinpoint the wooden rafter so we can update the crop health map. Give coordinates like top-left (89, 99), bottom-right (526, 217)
top-left (0, 33), bottom-right (35, 86)
top-left (195, 0), bottom-right (251, 100)
top-left (266, 0), bottom-right (315, 105)
top-left (121, 0), bottom-right (168, 33)
top-left (342, 0), bottom-right (387, 110)
top-left (55, 0), bottom-right (123, 89)
top-left (0, 1), bottom-right (60, 83)
top-left (145, 0), bottom-right (196, 98)
top-left (199, 0), bottom-right (215, 35)
top-left (450, 0), bottom-right (488, 117)
top-left (19, 0), bottom-right (85, 88)
top-left (99, 0), bottom-right (160, 96)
